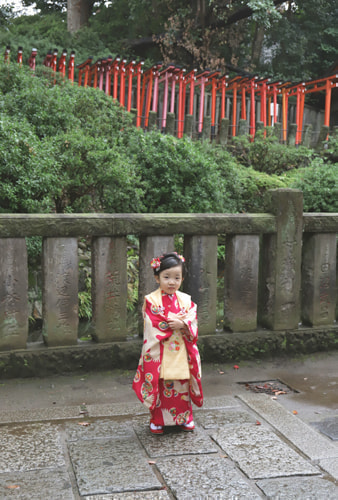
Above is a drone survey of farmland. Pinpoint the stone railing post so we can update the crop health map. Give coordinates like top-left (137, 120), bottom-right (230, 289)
top-left (0, 239), bottom-right (28, 350)
top-left (202, 116), bottom-right (211, 141)
top-left (183, 235), bottom-right (218, 334)
top-left (258, 189), bottom-right (303, 330)
top-left (42, 237), bottom-right (78, 346)
top-left (91, 236), bottom-right (128, 341)
top-left (224, 235), bottom-right (260, 331)
top-left (166, 112), bottom-right (175, 136)
top-left (219, 118), bottom-right (229, 145)
top-left (184, 114), bottom-right (193, 138)
top-left (287, 123), bottom-right (297, 146)
top-left (138, 235), bottom-right (175, 332)
top-left (301, 233), bottom-right (337, 326)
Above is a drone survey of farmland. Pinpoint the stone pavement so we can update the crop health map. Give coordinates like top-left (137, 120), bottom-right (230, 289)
top-left (0, 354), bottom-right (337, 499)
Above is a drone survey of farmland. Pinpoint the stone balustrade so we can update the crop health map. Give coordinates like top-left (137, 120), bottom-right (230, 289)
top-left (0, 189), bottom-right (337, 355)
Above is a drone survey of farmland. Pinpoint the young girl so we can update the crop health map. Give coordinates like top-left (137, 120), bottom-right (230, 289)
top-left (133, 252), bottom-right (203, 434)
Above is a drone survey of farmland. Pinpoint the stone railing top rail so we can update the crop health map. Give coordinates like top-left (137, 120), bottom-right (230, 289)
top-left (0, 212), bottom-right (337, 238)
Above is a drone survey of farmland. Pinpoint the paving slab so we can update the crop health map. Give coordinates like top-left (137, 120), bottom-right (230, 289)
top-left (155, 454), bottom-right (261, 499)
top-left (312, 416), bottom-right (338, 441)
top-left (64, 418), bottom-right (133, 442)
top-left (86, 402), bottom-right (147, 418)
top-left (196, 395), bottom-right (241, 409)
top-left (256, 476), bottom-right (338, 499)
top-left (85, 492), bottom-right (170, 500)
top-left (134, 423), bottom-right (218, 458)
top-left (238, 392), bottom-right (338, 460)
top-left (0, 406), bottom-right (82, 424)
top-left (211, 424), bottom-right (319, 479)
top-left (0, 469), bottom-right (74, 500)
top-left (319, 458), bottom-right (338, 482)
top-left (68, 435), bottom-right (162, 496)
top-left (196, 408), bottom-right (256, 429)
top-left (0, 423), bottom-right (65, 473)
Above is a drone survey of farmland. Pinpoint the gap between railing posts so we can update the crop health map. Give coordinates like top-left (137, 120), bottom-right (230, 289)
top-left (0, 189), bottom-right (337, 353)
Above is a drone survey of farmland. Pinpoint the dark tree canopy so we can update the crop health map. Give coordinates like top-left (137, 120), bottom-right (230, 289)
top-left (5, 0), bottom-right (338, 80)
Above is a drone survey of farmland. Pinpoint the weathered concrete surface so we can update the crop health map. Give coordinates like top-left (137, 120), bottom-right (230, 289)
top-left (0, 213), bottom-right (278, 238)
top-left (184, 235), bottom-right (218, 334)
top-left (91, 236), bottom-right (128, 341)
top-left (238, 392), bottom-right (338, 461)
top-left (0, 325), bottom-right (337, 378)
top-left (0, 353), bottom-right (337, 499)
top-left (0, 238), bottom-right (28, 350)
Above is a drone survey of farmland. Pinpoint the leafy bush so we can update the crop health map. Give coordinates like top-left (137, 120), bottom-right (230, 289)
top-left (284, 158), bottom-right (338, 212)
top-left (230, 129), bottom-right (313, 175)
top-left (0, 63), bottom-right (140, 213)
top-left (126, 130), bottom-right (244, 213)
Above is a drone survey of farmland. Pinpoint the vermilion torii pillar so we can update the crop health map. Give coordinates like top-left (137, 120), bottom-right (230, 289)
top-left (28, 48), bottom-right (38, 71)
top-left (68, 50), bottom-right (75, 82)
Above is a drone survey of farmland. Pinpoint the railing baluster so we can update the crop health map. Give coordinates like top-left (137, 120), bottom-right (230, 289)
top-left (0, 238), bottom-right (28, 350)
top-left (42, 237), bottom-right (78, 346)
top-left (91, 236), bottom-right (128, 341)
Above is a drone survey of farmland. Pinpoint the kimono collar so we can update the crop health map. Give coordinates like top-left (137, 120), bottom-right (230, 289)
top-left (148, 287), bottom-right (190, 310)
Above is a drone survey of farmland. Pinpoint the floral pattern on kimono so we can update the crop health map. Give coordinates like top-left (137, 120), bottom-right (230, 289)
top-left (132, 288), bottom-right (203, 413)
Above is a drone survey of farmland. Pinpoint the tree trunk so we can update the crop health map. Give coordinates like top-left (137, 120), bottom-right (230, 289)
top-left (67, 0), bottom-right (92, 34)
top-left (251, 23), bottom-right (265, 70)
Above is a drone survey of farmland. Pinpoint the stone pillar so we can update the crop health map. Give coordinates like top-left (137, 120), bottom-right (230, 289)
top-left (166, 112), bottom-right (175, 136)
top-left (138, 236), bottom-right (175, 332)
top-left (238, 119), bottom-right (247, 136)
top-left (224, 235), bottom-right (260, 331)
top-left (148, 110), bottom-right (157, 130)
top-left (256, 121), bottom-right (264, 133)
top-left (42, 237), bottom-right (78, 346)
top-left (184, 114), bottom-right (193, 138)
top-left (91, 237), bottom-right (127, 341)
top-left (130, 108), bottom-right (137, 126)
top-left (288, 123), bottom-right (297, 146)
top-left (258, 189), bottom-right (303, 330)
top-left (219, 118), bottom-right (229, 145)
top-left (183, 235), bottom-right (217, 335)
top-left (316, 125), bottom-right (329, 150)
top-left (301, 233), bottom-right (336, 326)
top-left (302, 124), bottom-right (312, 148)
top-left (202, 116), bottom-right (211, 141)
top-left (273, 122), bottom-right (281, 141)
top-left (0, 239), bottom-right (28, 350)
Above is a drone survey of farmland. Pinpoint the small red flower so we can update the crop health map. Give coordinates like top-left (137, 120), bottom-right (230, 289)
top-left (233, 365), bottom-right (239, 370)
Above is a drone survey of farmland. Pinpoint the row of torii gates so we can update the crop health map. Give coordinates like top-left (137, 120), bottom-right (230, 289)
top-left (4, 45), bottom-right (338, 144)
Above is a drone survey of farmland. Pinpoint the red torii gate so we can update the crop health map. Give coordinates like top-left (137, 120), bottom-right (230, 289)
top-left (5, 47), bottom-right (337, 143)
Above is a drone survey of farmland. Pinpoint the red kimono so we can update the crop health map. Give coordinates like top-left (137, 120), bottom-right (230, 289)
top-left (133, 288), bottom-right (203, 426)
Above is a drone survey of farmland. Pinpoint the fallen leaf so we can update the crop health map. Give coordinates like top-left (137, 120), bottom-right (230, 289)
top-left (293, 410), bottom-right (298, 415)
top-left (256, 420), bottom-right (261, 425)
top-left (275, 391), bottom-right (286, 395)
top-left (6, 485), bottom-right (20, 489)
top-left (148, 460), bottom-right (156, 465)
top-left (271, 396), bottom-right (278, 400)
top-left (219, 371), bottom-right (225, 375)
top-left (78, 422), bottom-right (90, 426)
top-left (233, 365), bottom-right (239, 370)
top-left (220, 454), bottom-right (228, 458)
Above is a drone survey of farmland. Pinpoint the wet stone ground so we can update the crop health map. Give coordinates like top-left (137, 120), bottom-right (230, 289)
top-left (0, 394), bottom-right (337, 499)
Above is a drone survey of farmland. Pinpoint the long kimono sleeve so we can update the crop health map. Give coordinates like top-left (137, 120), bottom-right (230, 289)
top-left (176, 292), bottom-right (203, 407)
top-left (132, 296), bottom-right (171, 410)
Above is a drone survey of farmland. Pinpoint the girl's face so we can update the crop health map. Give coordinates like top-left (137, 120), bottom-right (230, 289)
top-left (155, 265), bottom-right (183, 294)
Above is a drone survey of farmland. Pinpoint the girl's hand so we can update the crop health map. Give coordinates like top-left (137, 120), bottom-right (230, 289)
top-left (167, 312), bottom-right (186, 331)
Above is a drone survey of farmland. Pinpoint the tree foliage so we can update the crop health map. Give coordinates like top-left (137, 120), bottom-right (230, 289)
top-left (4, 1), bottom-right (337, 80)
top-left (0, 63), bottom-right (336, 216)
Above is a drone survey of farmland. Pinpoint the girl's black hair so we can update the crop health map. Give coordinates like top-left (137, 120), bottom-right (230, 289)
top-left (153, 252), bottom-right (185, 277)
